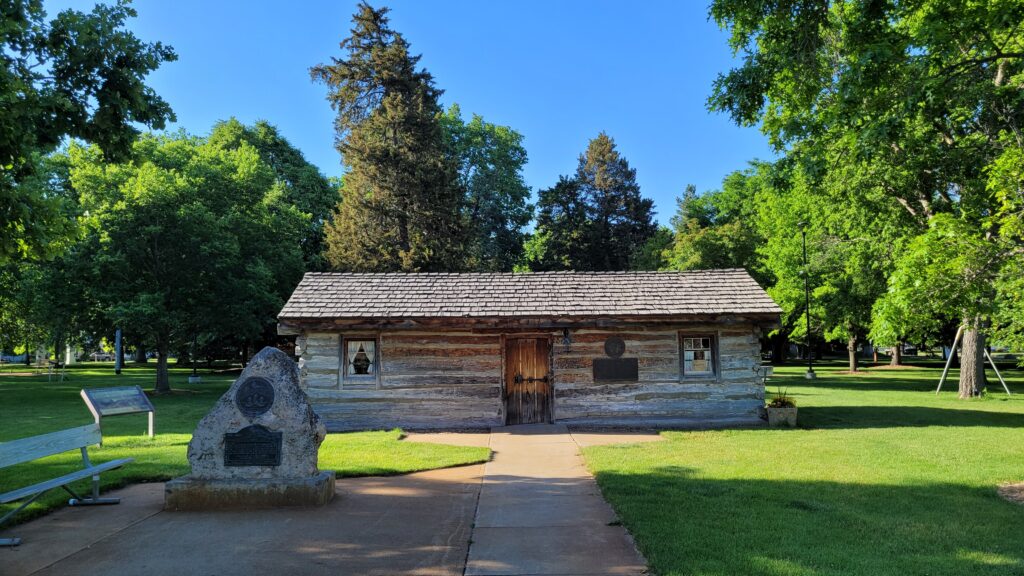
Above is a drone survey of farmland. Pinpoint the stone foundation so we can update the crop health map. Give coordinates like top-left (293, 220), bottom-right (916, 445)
top-left (164, 470), bottom-right (336, 511)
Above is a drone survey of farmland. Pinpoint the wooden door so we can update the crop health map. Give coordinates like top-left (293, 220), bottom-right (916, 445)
top-left (504, 338), bottom-right (552, 425)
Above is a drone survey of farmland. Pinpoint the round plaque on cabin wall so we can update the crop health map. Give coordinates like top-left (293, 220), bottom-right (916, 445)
top-left (235, 377), bottom-right (275, 419)
top-left (604, 336), bottom-right (626, 358)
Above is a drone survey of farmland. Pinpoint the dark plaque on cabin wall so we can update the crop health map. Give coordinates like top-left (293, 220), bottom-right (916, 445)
top-left (235, 377), bottom-right (275, 418)
top-left (604, 336), bottom-right (626, 358)
top-left (223, 424), bottom-right (283, 467)
top-left (593, 357), bottom-right (639, 382)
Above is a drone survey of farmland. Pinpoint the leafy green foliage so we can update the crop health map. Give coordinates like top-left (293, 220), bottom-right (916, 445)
top-left (66, 132), bottom-right (306, 391)
top-left (521, 177), bottom-right (590, 271)
top-left (666, 169), bottom-right (768, 283)
top-left (313, 3), bottom-right (465, 272)
top-left (0, 0), bottom-right (175, 263)
top-left (440, 105), bottom-right (532, 271)
top-left (207, 119), bottom-right (340, 271)
top-left (708, 0), bottom-right (1024, 375)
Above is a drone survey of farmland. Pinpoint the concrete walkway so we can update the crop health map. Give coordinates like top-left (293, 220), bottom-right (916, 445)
top-left (1, 428), bottom-right (657, 576)
top-left (465, 425), bottom-right (649, 576)
top-left (2, 466), bottom-right (485, 576)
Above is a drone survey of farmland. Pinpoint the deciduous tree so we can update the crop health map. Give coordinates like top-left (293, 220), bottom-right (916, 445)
top-left (440, 105), bottom-right (532, 271)
top-left (208, 119), bottom-right (339, 271)
top-left (68, 132), bottom-right (306, 393)
top-left (0, 0), bottom-right (175, 262)
top-left (708, 0), bottom-right (1024, 389)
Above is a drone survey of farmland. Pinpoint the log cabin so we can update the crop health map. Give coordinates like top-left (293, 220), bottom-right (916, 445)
top-left (277, 269), bottom-right (782, 430)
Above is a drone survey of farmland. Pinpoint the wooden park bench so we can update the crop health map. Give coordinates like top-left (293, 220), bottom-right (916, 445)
top-left (0, 423), bottom-right (133, 546)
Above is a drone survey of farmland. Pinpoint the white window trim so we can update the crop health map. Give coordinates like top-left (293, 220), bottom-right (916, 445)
top-left (341, 336), bottom-right (380, 389)
top-left (679, 332), bottom-right (720, 381)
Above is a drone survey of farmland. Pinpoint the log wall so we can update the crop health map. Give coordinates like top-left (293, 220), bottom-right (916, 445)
top-left (297, 331), bottom-right (504, 431)
top-left (295, 324), bottom-right (764, 431)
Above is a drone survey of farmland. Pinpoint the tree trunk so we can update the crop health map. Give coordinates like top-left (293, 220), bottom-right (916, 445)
top-left (771, 333), bottom-right (787, 365)
top-left (116, 338), bottom-right (126, 369)
top-left (241, 342), bottom-right (249, 368)
top-left (847, 335), bottom-right (859, 372)
top-left (24, 339), bottom-right (30, 366)
top-left (890, 341), bottom-right (903, 366)
top-left (154, 340), bottom-right (171, 394)
top-left (959, 322), bottom-right (986, 398)
top-left (55, 334), bottom-right (65, 366)
top-left (134, 345), bottom-right (147, 363)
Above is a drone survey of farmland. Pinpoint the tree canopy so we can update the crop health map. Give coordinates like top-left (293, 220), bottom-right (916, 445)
top-left (0, 0), bottom-right (176, 263)
top-left (65, 130), bottom-right (306, 392)
top-left (706, 0), bottom-right (1024, 389)
top-left (440, 105), bottom-right (532, 272)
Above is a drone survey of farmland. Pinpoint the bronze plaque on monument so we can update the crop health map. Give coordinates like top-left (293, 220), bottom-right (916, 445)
top-left (224, 424), bottom-right (283, 467)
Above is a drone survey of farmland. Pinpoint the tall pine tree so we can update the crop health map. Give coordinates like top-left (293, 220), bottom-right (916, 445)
top-left (576, 133), bottom-right (656, 270)
top-left (523, 133), bottom-right (656, 271)
top-left (311, 3), bottom-right (464, 271)
top-left (522, 177), bottom-right (590, 271)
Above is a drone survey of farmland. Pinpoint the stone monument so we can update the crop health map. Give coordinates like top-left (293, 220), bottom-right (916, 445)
top-left (164, 346), bottom-right (335, 510)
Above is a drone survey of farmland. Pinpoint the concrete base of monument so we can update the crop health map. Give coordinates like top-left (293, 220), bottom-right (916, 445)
top-left (163, 470), bottom-right (336, 511)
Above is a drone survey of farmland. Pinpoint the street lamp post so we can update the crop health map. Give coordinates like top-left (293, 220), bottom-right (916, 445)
top-left (799, 222), bottom-right (816, 379)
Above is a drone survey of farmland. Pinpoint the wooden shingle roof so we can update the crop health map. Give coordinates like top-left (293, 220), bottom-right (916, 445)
top-left (278, 269), bottom-right (781, 321)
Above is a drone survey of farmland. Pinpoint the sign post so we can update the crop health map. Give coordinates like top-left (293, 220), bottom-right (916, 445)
top-left (80, 386), bottom-right (155, 441)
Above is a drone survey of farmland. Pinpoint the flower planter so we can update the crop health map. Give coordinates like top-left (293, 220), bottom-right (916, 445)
top-left (767, 406), bottom-right (797, 427)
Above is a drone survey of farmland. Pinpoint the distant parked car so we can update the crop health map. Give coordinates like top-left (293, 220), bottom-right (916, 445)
top-left (902, 345), bottom-right (918, 356)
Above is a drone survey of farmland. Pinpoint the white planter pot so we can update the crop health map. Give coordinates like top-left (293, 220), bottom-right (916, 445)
top-left (767, 406), bottom-right (797, 427)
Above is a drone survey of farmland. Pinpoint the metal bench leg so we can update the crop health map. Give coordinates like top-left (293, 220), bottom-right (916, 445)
top-left (64, 478), bottom-right (119, 507)
top-left (0, 491), bottom-right (46, 547)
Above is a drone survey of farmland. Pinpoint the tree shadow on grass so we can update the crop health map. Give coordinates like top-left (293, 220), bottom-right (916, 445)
top-left (593, 467), bottom-right (1024, 576)
top-left (799, 405), bottom-right (1024, 429)
top-left (773, 373), bottom-right (1023, 394)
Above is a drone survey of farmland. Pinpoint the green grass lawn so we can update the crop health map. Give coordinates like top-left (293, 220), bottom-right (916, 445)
top-left (583, 360), bottom-right (1024, 576)
top-left (0, 363), bottom-right (489, 525)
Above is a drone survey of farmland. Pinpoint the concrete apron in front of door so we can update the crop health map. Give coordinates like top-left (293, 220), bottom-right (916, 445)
top-left (465, 424), bottom-right (647, 576)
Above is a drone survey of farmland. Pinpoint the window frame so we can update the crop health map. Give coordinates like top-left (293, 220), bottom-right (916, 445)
top-left (341, 336), bottom-right (380, 388)
top-left (679, 332), bottom-right (719, 380)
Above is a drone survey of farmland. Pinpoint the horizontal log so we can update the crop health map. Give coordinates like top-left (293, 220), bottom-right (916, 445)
top-left (341, 380), bottom-right (377, 391)
top-left (310, 385), bottom-right (501, 401)
top-left (568, 332), bottom-right (678, 343)
top-left (383, 334), bottom-right (500, 346)
top-left (305, 333), bottom-right (339, 345)
top-left (299, 356), bottom-right (340, 371)
top-left (382, 357), bottom-right (501, 372)
top-left (380, 374), bottom-right (502, 388)
top-left (305, 373), bottom-right (338, 389)
top-left (381, 346), bottom-right (500, 358)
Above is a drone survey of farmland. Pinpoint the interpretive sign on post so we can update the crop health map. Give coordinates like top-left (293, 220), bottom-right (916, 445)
top-left (80, 386), bottom-right (155, 438)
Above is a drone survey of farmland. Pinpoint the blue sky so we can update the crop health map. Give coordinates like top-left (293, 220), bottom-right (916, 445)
top-left (48, 1), bottom-right (774, 225)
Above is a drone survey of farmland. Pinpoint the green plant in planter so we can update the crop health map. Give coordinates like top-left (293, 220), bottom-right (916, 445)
top-left (766, 388), bottom-right (797, 427)
top-left (767, 388), bottom-right (796, 408)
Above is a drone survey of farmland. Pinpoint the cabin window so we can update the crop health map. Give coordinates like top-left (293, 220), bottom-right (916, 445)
top-left (344, 338), bottom-right (377, 377)
top-left (680, 334), bottom-right (716, 377)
